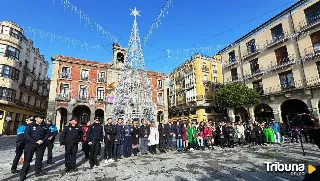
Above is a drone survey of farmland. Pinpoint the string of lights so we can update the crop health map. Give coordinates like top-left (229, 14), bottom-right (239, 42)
top-left (52, 0), bottom-right (118, 43)
top-left (143, 0), bottom-right (173, 44)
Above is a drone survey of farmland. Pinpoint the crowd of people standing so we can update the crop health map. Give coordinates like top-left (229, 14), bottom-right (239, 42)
top-left (11, 115), bottom-right (315, 181)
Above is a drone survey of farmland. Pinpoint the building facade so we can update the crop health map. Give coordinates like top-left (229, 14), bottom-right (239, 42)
top-left (47, 43), bottom-right (168, 131)
top-left (168, 54), bottom-right (223, 122)
top-left (0, 21), bottom-right (49, 135)
top-left (218, 0), bottom-right (320, 123)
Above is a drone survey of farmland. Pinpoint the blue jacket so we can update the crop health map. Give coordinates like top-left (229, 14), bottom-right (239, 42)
top-left (115, 124), bottom-right (124, 144)
top-left (47, 124), bottom-right (58, 140)
top-left (123, 125), bottom-right (132, 137)
top-left (17, 124), bottom-right (27, 142)
top-left (271, 122), bottom-right (280, 132)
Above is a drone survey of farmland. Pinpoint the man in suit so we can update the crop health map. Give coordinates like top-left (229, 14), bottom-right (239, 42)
top-left (165, 119), bottom-right (175, 151)
top-left (216, 122), bottom-right (226, 148)
top-left (158, 120), bottom-right (166, 153)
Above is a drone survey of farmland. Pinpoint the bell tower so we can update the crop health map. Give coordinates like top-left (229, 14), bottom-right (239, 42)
top-left (112, 43), bottom-right (126, 68)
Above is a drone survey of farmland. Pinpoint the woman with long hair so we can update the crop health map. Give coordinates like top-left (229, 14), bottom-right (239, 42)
top-left (181, 122), bottom-right (188, 152)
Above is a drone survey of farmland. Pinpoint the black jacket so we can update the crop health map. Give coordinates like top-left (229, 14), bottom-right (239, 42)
top-left (225, 126), bottom-right (235, 139)
top-left (86, 123), bottom-right (103, 142)
top-left (158, 123), bottom-right (166, 137)
top-left (104, 124), bottom-right (116, 141)
top-left (254, 125), bottom-right (263, 136)
top-left (131, 126), bottom-right (139, 144)
top-left (24, 122), bottom-right (50, 144)
top-left (59, 124), bottom-right (83, 145)
top-left (216, 126), bottom-right (226, 138)
top-left (165, 123), bottom-right (174, 137)
top-left (280, 124), bottom-right (287, 135)
top-left (139, 125), bottom-right (150, 138)
top-left (175, 125), bottom-right (182, 139)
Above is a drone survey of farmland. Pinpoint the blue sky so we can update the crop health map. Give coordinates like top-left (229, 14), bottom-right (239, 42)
top-left (0, 0), bottom-right (298, 77)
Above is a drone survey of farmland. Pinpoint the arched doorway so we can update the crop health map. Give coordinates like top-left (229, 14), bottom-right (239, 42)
top-left (254, 103), bottom-right (274, 123)
top-left (95, 109), bottom-right (104, 124)
top-left (234, 107), bottom-right (249, 123)
top-left (157, 110), bottom-right (163, 123)
top-left (72, 105), bottom-right (91, 125)
top-left (281, 99), bottom-right (310, 127)
top-left (56, 107), bottom-right (68, 131)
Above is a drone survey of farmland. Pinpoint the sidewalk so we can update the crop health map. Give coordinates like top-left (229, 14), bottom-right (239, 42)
top-left (0, 135), bottom-right (17, 139)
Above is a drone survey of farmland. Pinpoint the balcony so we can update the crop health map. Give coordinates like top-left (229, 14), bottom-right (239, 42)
top-left (264, 31), bottom-right (290, 49)
top-left (295, 14), bottom-right (320, 33)
top-left (223, 58), bottom-right (239, 68)
top-left (157, 101), bottom-right (164, 106)
top-left (55, 93), bottom-right (71, 102)
top-left (242, 46), bottom-right (261, 60)
top-left (202, 67), bottom-right (209, 72)
top-left (225, 75), bottom-right (242, 84)
top-left (213, 70), bottom-right (218, 74)
top-left (95, 96), bottom-right (105, 103)
top-left (76, 95), bottom-right (88, 102)
top-left (204, 95), bottom-right (213, 100)
top-left (262, 80), bottom-right (304, 96)
top-left (59, 72), bottom-right (71, 79)
top-left (80, 76), bottom-right (89, 81)
top-left (196, 95), bottom-right (204, 101)
top-left (96, 77), bottom-right (106, 83)
top-left (0, 33), bottom-right (22, 47)
top-left (243, 67), bottom-right (264, 80)
top-left (264, 54), bottom-right (296, 73)
top-left (301, 46), bottom-right (320, 61)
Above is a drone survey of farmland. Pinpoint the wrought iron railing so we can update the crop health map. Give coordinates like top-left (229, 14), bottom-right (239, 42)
top-left (55, 93), bottom-right (71, 101)
top-left (261, 79), bottom-right (304, 96)
top-left (264, 31), bottom-right (290, 48)
top-left (96, 77), bottom-right (106, 83)
top-left (295, 14), bottom-right (320, 33)
top-left (223, 57), bottom-right (239, 68)
top-left (301, 46), bottom-right (320, 61)
top-left (59, 72), bottom-right (71, 79)
top-left (264, 54), bottom-right (296, 73)
top-left (242, 45), bottom-right (261, 60)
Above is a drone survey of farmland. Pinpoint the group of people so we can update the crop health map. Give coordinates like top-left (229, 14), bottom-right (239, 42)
top-left (12, 115), bottom-right (314, 181)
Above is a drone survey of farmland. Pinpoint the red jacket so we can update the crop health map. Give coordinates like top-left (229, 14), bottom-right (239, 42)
top-left (204, 127), bottom-right (213, 137)
top-left (82, 125), bottom-right (89, 142)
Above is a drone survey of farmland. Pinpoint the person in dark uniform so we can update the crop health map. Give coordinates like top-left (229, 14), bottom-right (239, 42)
top-left (81, 121), bottom-right (91, 159)
top-left (131, 121), bottom-right (139, 156)
top-left (158, 120), bottom-right (166, 153)
top-left (59, 118), bottom-right (83, 173)
top-left (11, 117), bottom-right (33, 174)
top-left (123, 120), bottom-right (133, 158)
top-left (45, 119), bottom-right (58, 164)
top-left (254, 123), bottom-right (263, 146)
top-left (216, 122), bottom-right (226, 148)
top-left (19, 115), bottom-right (50, 181)
top-left (104, 118), bottom-right (116, 164)
top-left (87, 117), bottom-right (103, 169)
top-left (226, 123), bottom-right (235, 148)
top-left (114, 119), bottom-right (124, 161)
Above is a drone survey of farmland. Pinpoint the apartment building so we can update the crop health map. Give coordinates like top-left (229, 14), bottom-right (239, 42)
top-left (168, 54), bottom-right (223, 122)
top-left (218, 0), bottom-right (320, 123)
top-left (0, 21), bottom-right (49, 135)
top-left (47, 43), bottom-right (168, 131)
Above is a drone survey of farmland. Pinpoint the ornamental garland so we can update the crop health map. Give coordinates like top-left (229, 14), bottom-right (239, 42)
top-left (52, 0), bottom-right (118, 43)
top-left (143, 0), bottom-right (173, 44)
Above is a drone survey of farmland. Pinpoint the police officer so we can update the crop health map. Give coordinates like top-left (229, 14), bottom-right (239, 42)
top-left (59, 117), bottom-right (83, 173)
top-left (87, 117), bottom-right (103, 169)
top-left (11, 117), bottom-right (33, 174)
top-left (45, 118), bottom-right (58, 164)
top-left (20, 115), bottom-right (50, 181)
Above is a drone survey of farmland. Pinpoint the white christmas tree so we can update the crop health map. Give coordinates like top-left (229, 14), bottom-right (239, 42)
top-left (112, 7), bottom-right (154, 122)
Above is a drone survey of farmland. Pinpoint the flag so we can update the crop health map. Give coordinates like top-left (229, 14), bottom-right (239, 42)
top-left (107, 82), bottom-right (115, 89)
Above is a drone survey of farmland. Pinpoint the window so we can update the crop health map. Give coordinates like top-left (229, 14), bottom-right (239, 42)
top-left (249, 58), bottom-right (260, 74)
top-left (15, 113), bottom-right (20, 122)
top-left (79, 85), bottom-right (88, 99)
top-left (304, 2), bottom-right (320, 25)
top-left (61, 67), bottom-right (71, 78)
top-left (316, 61), bottom-right (320, 76)
top-left (7, 46), bottom-right (20, 60)
top-left (27, 96), bottom-right (31, 104)
top-left (213, 77), bottom-right (218, 83)
top-left (311, 30), bottom-right (320, 52)
top-left (97, 87), bottom-right (104, 100)
top-left (252, 79), bottom-right (264, 95)
top-left (0, 44), bottom-right (6, 56)
top-left (11, 29), bottom-right (21, 41)
top-left (275, 46), bottom-right (289, 64)
top-left (22, 114), bottom-right (27, 123)
top-left (80, 69), bottom-right (89, 81)
top-left (0, 87), bottom-right (16, 102)
top-left (19, 92), bottom-right (23, 102)
top-left (271, 24), bottom-right (284, 41)
top-left (228, 50), bottom-right (236, 63)
top-left (205, 107), bottom-right (211, 114)
top-left (60, 83), bottom-right (69, 95)
top-left (203, 74), bottom-right (208, 81)
top-left (157, 80), bottom-right (163, 89)
top-left (279, 70), bottom-right (295, 89)
top-left (2, 26), bottom-right (10, 35)
top-left (157, 93), bottom-right (163, 104)
top-left (0, 65), bottom-right (19, 81)
top-left (231, 68), bottom-right (238, 81)
top-left (98, 71), bottom-right (105, 78)
top-left (34, 99), bottom-right (37, 107)
top-left (212, 65), bottom-right (217, 73)
top-left (6, 112), bottom-right (13, 120)
top-left (246, 39), bottom-right (256, 54)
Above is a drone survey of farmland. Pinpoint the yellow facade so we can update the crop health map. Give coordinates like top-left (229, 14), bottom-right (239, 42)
top-left (0, 102), bottom-right (40, 135)
top-left (168, 54), bottom-right (223, 122)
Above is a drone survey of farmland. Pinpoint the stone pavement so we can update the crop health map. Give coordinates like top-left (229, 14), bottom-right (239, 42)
top-left (0, 136), bottom-right (319, 181)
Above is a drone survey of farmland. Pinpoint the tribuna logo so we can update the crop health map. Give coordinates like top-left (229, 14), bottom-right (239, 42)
top-left (264, 162), bottom-right (305, 175)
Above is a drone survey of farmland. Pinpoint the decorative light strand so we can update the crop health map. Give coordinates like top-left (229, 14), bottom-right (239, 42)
top-left (25, 27), bottom-right (106, 52)
top-left (53, 0), bottom-right (118, 43)
top-left (143, 0), bottom-right (173, 44)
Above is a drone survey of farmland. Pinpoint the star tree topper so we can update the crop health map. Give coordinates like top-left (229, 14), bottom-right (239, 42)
top-left (130, 7), bottom-right (140, 20)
